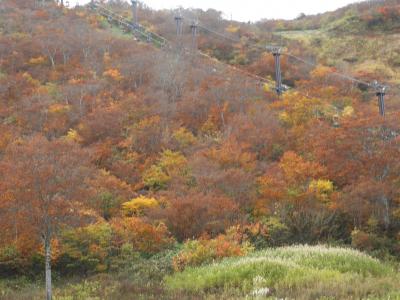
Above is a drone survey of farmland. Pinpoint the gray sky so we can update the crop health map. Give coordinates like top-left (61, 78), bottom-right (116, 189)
top-left (73, 0), bottom-right (359, 21)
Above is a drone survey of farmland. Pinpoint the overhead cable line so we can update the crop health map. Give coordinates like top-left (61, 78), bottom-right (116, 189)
top-left (197, 24), bottom-right (241, 43)
top-left (180, 13), bottom-right (380, 92)
top-left (188, 19), bottom-right (392, 115)
top-left (90, 1), bottom-right (393, 115)
top-left (284, 52), bottom-right (373, 88)
top-left (91, 1), bottom-right (275, 88)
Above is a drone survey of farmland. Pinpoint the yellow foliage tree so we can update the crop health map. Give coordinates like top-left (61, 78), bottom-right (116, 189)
top-left (142, 150), bottom-right (188, 190)
top-left (172, 127), bottom-right (196, 148)
top-left (65, 129), bottom-right (83, 143)
top-left (122, 196), bottom-right (159, 216)
top-left (309, 179), bottom-right (334, 202)
top-left (48, 104), bottom-right (70, 114)
top-left (28, 56), bottom-right (46, 65)
top-left (158, 149), bottom-right (188, 174)
top-left (143, 165), bottom-right (171, 190)
top-left (272, 92), bottom-right (322, 128)
top-left (342, 106), bottom-right (355, 117)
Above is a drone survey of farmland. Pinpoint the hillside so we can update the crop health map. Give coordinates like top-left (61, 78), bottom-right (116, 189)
top-left (268, 0), bottom-right (400, 87)
top-left (109, 0), bottom-right (400, 106)
top-left (0, 0), bottom-right (400, 299)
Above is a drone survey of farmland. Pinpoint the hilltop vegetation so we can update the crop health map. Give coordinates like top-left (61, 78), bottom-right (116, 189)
top-left (268, 1), bottom-right (400, 87)
top-left (0, 0), bottom-right (400, 299)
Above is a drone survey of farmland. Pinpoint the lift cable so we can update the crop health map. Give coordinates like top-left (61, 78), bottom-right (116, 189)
top-left (90, 1), bottom-right (393, 115)
top-left (180, 12), bottom-right (390, 92)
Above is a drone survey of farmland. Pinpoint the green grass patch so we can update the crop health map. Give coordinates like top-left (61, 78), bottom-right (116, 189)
top-left (276, 29), bottom-right (324, 43)
top-left (165, 245), bottom-right (399, 299)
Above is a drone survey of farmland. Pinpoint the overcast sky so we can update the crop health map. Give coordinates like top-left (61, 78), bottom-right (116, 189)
top-left (73, 0), bottom-right (359, 21)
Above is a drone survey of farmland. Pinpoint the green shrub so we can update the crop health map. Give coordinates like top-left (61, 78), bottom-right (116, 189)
top-left (0, 246), bottom-right (22, 276)
top-left (119, 248), bottom-right (179, 284)
top-left (56, 223), bottom-right (113, 275)
top-left (250, 217), bottom-right (291, 248)
top-left (0, 246), bottom-right (42, 278)
top-left (351, 229), bottom-right (400, 259)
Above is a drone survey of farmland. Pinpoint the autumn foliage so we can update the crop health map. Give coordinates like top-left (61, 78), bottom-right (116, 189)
top-left (0, 0), bottom-right (400, 286)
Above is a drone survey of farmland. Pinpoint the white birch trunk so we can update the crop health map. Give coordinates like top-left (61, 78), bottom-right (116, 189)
top-left (45, 237), bottom-right (52, 300)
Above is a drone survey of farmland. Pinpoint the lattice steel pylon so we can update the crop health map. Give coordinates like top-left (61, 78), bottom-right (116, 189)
top-left (267, 46), bottom-right (284, 96)
top-left (174, 14), bottom-right (184, 37)
top-left (372, 81), bottom-right (387, 117)
top-left (131, 0), bottom-right (138, 26)
top-left (190, 21), bottom-right (199, 52)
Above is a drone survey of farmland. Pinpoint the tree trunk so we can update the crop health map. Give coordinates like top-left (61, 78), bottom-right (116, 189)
top-left (45, 237), bottom-right (52, 300)
top-left (380, 195), bottom-right (390, 230)
top-left (49, 56), bottom-right (55, 69)
top-left (79, 94), bottom-right (83, 117)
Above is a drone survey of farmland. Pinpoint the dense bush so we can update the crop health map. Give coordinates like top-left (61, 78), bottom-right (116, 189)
top-left (56, 223), bottom-right (114, 275)
top-left (351, 229), bottom-right (400, 259)
top-left (172, 234), bottom-right (252, 271)
top-left (111, 217), bottom-right (175, 255)
top-left (155, 193), bottom-right (239, 241)
top-left (0, 246), bottom-right (25, 276)
top-left (54, 219), bottom-right (175, 275)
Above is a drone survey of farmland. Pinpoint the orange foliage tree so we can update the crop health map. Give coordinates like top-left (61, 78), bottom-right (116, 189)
top-left (153, 193), bottom-right (239, 241)
top-left (0, 135), bottom-right (96, 299)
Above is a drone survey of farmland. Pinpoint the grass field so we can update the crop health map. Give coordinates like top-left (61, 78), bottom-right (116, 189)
top-left (165, 245), bottom-right (400, 299)
top-left (1, 245), bottom-right (399, 299)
